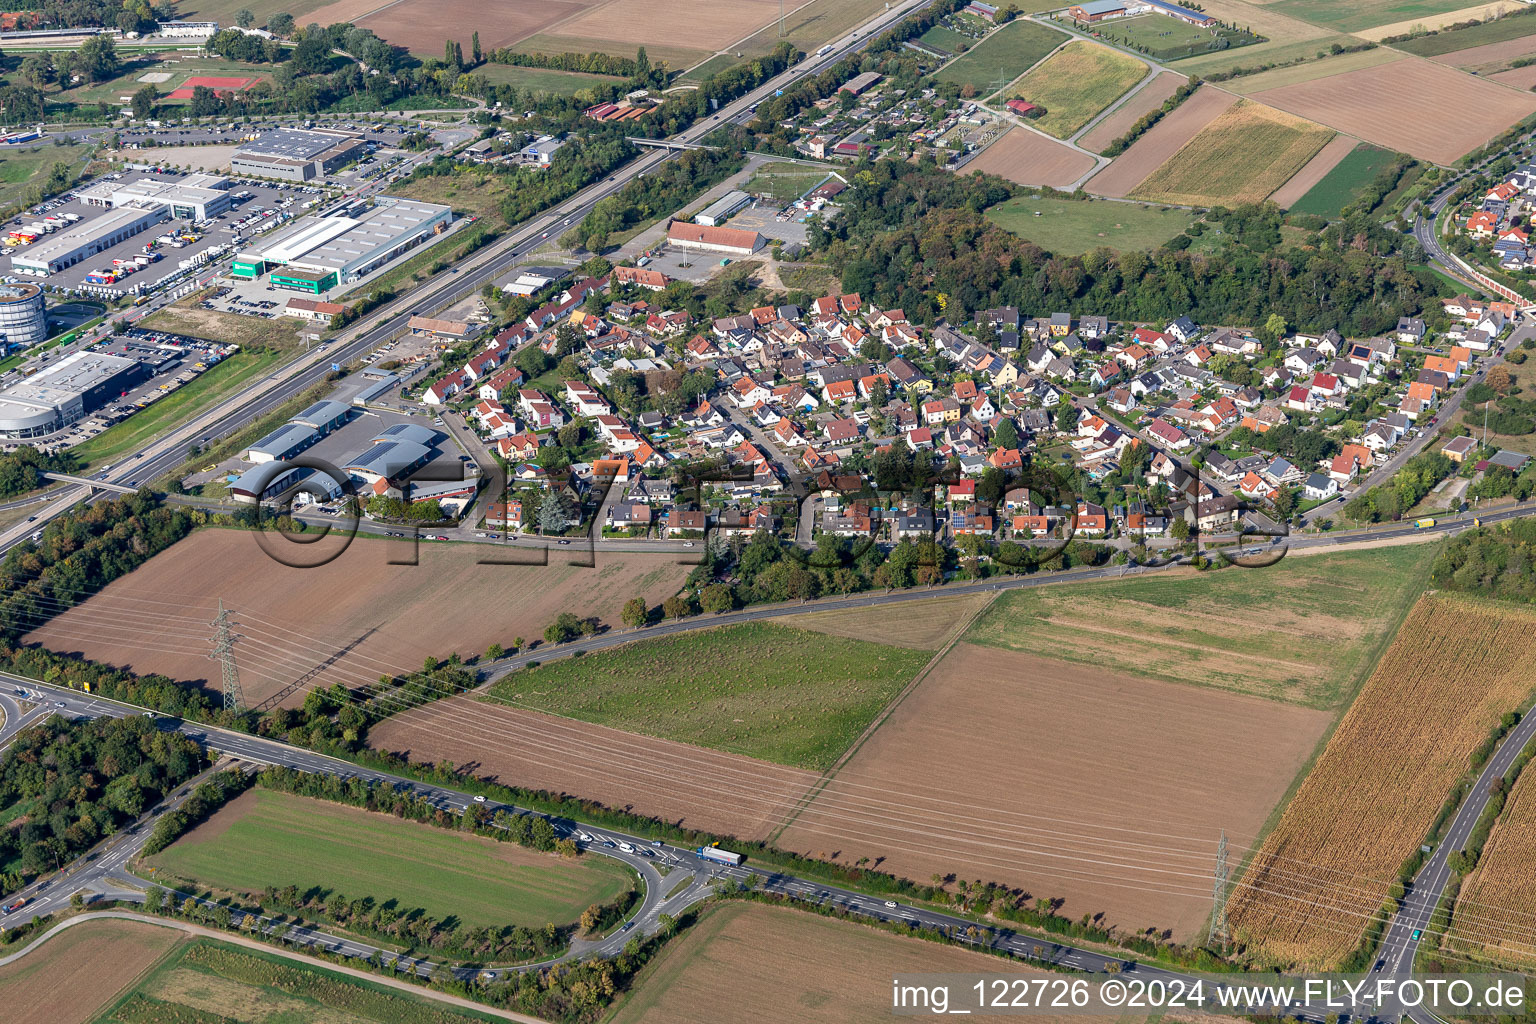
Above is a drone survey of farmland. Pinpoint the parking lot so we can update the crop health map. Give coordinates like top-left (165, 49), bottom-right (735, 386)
top-left (725, 201), bottom-right (815, 245)
top-left (3, 172), bottom-right (302, 297)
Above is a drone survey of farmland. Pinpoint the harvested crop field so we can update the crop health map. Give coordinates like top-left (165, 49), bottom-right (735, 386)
top-left (612, 902), bottom-right (1061, 1024)
top-left (514, 0), bottom-right (783, 67)
top-left (1224, 47), bottom-right (1407, 94)
top-left (966, 545), bottom-right (1433, 708)
top-left (1357, 0), bottom-right (1526, 41)
top-left (1268, 134), bottom-right (1356, 208)
top-left (23, 529), bottom-right (688, 710)
top-left (1084, 85), bottom-right (1237, 197)
top-left (0, 917), bottom-right (182, 1024)
top-left (1227, 595), bottom-right (1536, 968)
top-left (1273, 0), bottom-right (1509, 35)
top-left (776, 643), bottom-right (1332, 942)
top-left (145, 789), bottom-right (633, 929)
top-left (1251, 57), bottom-right (1536, 164)
top-left (301, 0), bottom-right (390, 26)
top-left (963, 128), bottom-right (1096, 188)
top-left (1129, 99), bottom-right (1334, 206)
top-left (1429, 36), bottom-right (1536, 69)
top-left (1007, 40), bottom-right (1148, 139)
top-left (1445, 763), bottom-right (1536, 967)
top-left (368, 695), bottom-right (820, 841)
top-left (359, 0), bottom-right (596, 54)
top-left (1080, 71), bottom-right (1184, 152)
top-left (782, 593), bottom-right (991, 649)
top-left (1492, 63), bottom-right (1536, 88)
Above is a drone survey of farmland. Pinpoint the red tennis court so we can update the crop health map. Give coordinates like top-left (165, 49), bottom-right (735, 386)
top-left (166, 75), bottom-right (261, 99)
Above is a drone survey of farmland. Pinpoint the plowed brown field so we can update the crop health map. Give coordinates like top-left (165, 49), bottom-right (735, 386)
top-left (1430, 35), bottom-right (1536, 69)
top-left (1227, 595), bottom-right (1536, 968)
top-left (1252, 58), bottom-right (1536, 164)
top-left (368, 695), bottom-right (821, 840)
top-left (1085, 85), bottom-right (1238, 197)
top-left (24, 530), bottom-right (687, 709)
top-left (775, 643), bottom-right (1332, 942)
top-left (0, 917), bottom-right (182, 1024)
top-left (964, 128), bottom-right (1097, 188)
top-left (359, 0), bottom-right (595, 53)
top-left (1269, 135), bottom-right (1356, 208)
top-left (1080, 71), bottom-right (1185, 153)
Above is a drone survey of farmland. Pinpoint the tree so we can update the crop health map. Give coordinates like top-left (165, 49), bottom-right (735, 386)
top-left (235, 7), bottom-right (254, 27)
top-left (662, 595), bottom-right (691, 619)
top-left (76, 35), bottom-right (121, 83)
top-left (994, 418), bottom-right (1019, 450)
top-left (621, 596), bottom-right (649, 628)
top-left (131, 84), bottom-right (157, 120)
top-left (544, 611), bottom-right (583, 645)
top-left (1170, 517), bottom-right (1190, 540)
top-left (19, 53), bottom-right (53, 90)
top-left (1262, 312), bottom-right (1288, 343)
top-left (1055, 403), bottom-right (1079, 432)
top-left (471, 30), bottom-right (481, 64)
top-left (485, 642), bottom-right (504, 661)
top-left (268, 11), bottom-right (295, 35)
top-left (700, 583), bottom-right (736, 613)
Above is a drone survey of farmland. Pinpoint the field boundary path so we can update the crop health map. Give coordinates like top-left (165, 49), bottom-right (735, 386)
top-left (766, 591), bottom-right (999, 845)
top-left (0, 911), bottom-right (548, 1024)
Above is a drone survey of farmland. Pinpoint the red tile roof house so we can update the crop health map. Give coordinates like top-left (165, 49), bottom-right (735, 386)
top-left (1146, 418), bottom-right (1190, 450)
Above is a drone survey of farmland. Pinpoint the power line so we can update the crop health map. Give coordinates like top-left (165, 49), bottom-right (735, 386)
top-left (209, 598), bottom-right (244, 713)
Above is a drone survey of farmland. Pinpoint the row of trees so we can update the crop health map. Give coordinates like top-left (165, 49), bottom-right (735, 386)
top-left (565, 146), bottom-right (745, 252)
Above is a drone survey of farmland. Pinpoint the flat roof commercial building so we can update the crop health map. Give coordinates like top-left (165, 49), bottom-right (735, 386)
top-left (12, 204), bottom-right (169, 277)
top-left (233, 197), bottom-right (452, 289)
top-left (78, 173), bottom-right (233, 221)
top-left (0, 349), bottom-right (146, 438)
top-left (230, 127), bottom-right (367, 182)
top-left (695, 190), bottom-right (752, 227)
top-left (246, 422), bottom-right (321, 463)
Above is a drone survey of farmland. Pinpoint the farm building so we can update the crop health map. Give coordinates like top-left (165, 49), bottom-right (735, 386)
top-left (1006, 99), bottom-right (1041, 118)
top-left (1145, 0), bottom-right (1212, 25)
top-left (1069, 0), bottom-right (1128, 21)
top-left (840, 71), bottom-right (882, 96)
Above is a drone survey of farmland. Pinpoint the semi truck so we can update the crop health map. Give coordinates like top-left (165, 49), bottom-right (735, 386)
top-left (696, 845), bottom-right (743, 866)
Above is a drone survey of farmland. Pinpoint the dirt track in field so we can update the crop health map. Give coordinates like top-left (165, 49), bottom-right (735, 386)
top-left (964, 128), bottom-right (1097, 188)
top-left (368, 695), bottom-right (821, 841)
top-left (1085, 85), bottom-right (1237, 197)
top-left (1080, 71), bottom-right (1184, 153)
top-left (1269, 134), bottom-right (1356, 208)
top-left (775, 643), bottom-right (1333, 942)
top-left (1251, 57), bottom-right (1536, 164)
top-left (24, 530), bottom-right (688, 710)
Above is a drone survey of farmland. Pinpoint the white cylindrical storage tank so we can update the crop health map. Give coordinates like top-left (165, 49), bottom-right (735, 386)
top-left (0, 283), bottom-right (47, 348)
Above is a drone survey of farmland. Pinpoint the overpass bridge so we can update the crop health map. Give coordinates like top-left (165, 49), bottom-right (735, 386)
top-left (43, 472), bottom-right (138, 495)
top-left (626, 137), bottom-right (717, 152)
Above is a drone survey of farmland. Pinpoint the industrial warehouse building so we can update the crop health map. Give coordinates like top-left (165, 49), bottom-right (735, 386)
top-left (694, 190), bottom-right (751, 227)
top-left (0, 283), bottom-right (47, 349)
top-left (232, 197), bottom-right (452, 293)
top-left (11, 204), bottom-right (168, 276)
top-left (78, 173), bottom-right (233, 221)
top-left (0, 349), bottom-right (146, 439)
top-left (666, 220), bottom-right (763, 256)
top-left (244, 399), bottom-right (354, 462)
top-left (230, 127), bottom-right (367, 182)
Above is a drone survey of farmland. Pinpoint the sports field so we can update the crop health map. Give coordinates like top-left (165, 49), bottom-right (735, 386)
top-left (1250, 56), bottom-right (1536, 164)
top-left (935, 19), bottom-right (1068, 93)
top-left (1285, 143), bottom-right (1400, 217)
top-left (144, 789), bottom-right (633, 930)
top-left (1007, 40), bottom-right (1147, 139)
top-left (611, 902), bottom-right (1053, 1024)
top-left (775, 642), bottom-right (1333, 942)
top-left (1227, 595), bottom-right (1536, 968)
top-left (0, 917), bottom-right (182, 1024)
top-left (966, 545), bottom-right (1434, 708)
top-left (485, 622), bottom-right (929, 769)
top-left (1129, 99), bottom-right (1334, 206)
top-left (985, 194), bottom-right (1198, 253)
top-left (93, 939), bottom-right (505, 1024)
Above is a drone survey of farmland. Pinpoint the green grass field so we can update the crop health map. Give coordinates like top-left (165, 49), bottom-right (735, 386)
top-left (68, 349), bottom-right (285, 470)
top-left (0, 144), bottom-right (91, 207)
top-left (1394, 12), bottom-right (1536, 56)
top-left (469, 63), bottom-right (627, 95)
top-left (919, 24), bottom-right (975, 55)
top-left (486, 623), bottom-right (930, 769)
top-left (936, 19), bottom-right (1068, 92)
top-left (1130, 100), bottom-right (1334, 206)
top-left (966, 545), bottom-right (1436, 708)
top-left (986, 194), bottom-right (1197, 253)
top-left (1008, 40), bottom-right (1146, 138)
top-left (94, 938), bottom-right (506, 1024)
top-left (144, 789), bottom-right (633, 930)
top-left (51, 55), bottom-right (274, 107)
top-left (680, 53), bottom-right (745, 81)
top-left (1287, 143), bottom-right (1398, 217)
top-left (1270, 0), bottom-right (1487, 33)
top-left (744, 165), bottom-right (832, 202)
